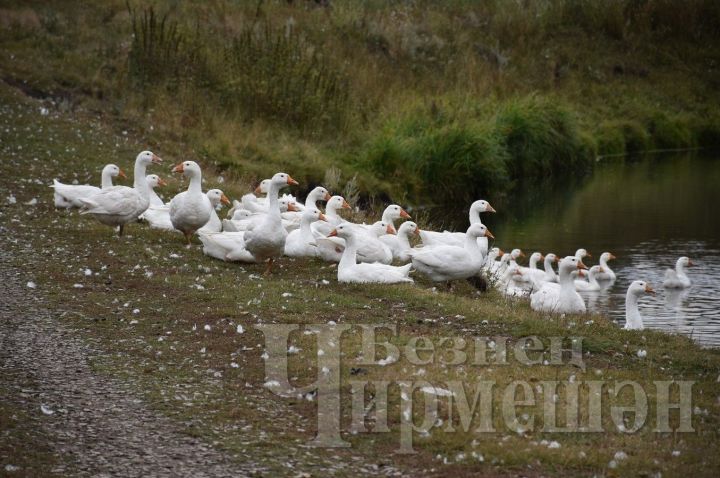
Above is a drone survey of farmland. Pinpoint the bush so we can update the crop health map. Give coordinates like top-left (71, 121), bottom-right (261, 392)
top-left (646, 113), bottom-right (694, 150)
top-left (596, 121), bottom-right (627, 156)
top-left (617, 120), bottom-right (652, 154)
top-left (359, 94), bottom-right (597, 205)
top-left (414, 122), bottom-right (509, 205)
top-left (494, 95), bottom-right (593, 180)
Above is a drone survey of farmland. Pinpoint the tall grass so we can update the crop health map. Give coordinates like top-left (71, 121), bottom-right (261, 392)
top-left (495, 95), bottom-right (594, 180)
top-left (126, 7), bottom-right (352, 134)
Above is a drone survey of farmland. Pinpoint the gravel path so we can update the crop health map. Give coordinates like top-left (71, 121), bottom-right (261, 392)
top-left (0, 248), bottom-right (253, 477)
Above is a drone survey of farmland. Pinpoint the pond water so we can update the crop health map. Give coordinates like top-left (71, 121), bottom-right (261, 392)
top-left (446, 153), bottom-right (720, 347)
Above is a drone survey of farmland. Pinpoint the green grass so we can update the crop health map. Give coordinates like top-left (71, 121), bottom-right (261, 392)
top-left (1, 83), bottom-right (719, 476)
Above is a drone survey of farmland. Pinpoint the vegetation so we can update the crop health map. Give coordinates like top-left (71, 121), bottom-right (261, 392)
top-left (1, 86), bottom-right (719, 475)
top-left (1, 0), bottom-right (719, 206)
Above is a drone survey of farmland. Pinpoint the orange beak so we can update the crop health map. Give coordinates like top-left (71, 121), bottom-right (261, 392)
top-left (554, 256), bottom-right (560, 262)
top-left (539, 254), bottom-right (545, 261)
top-left (414, 227), bottom-right (421, 236)
top-left (400, 209), bottom-right (411, 219)
top-left (577, 261), bottom-right (588, 270)
top-left (287, 176), bottom-right (299, 186)
top-left (342, 200), bottom-right (351, 209)
top-left (328, 229), bottom-right (338, 237)
top-left (118, 169), bottom-right (127, 179)
top-left (158, 177), bottom-right (168, 187)
top-left (151, 154), bottom-right (163, 165)
top-left (287, 203), bottom-right (299, 212)
top-left (485, 229), bottom-right (495, 240)
top-left (386, 224), bottom-right (396, 235)
top-left (220, 194), bottom-right (231, 206)
top-left (323, 192), bottom-right (332, 201)
top-left (586, 252), bottom-right (592, 258)
top-left (609, 253), bottom-right (617, 260)
top-left (687, 259), bottom-right (694, 267)
top-left (254, 185), bottom-right (262, 194)
top-left (319, 213), bottom-right (327, 222)
top-left (487, 204), bottom-right (496, 213)
top-left (519, 251), bottom-right (526, 258)
top-left (497, 249), bottom-right (504, 256)
top-left (172, 163), bottom-right (184, 174)
top-left (645, 285), bottom-right (656, 295)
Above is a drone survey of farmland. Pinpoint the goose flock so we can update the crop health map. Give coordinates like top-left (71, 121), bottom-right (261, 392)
top-left (52, 151), bottom-right (696, 332)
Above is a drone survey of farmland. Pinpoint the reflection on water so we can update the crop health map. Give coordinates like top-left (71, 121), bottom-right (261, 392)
top-left (443, 153), bottom-right (720, 346)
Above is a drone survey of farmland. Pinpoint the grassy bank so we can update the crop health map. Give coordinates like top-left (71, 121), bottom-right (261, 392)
top-left (1, 0), bottom-right (719, 206)
top-left (2, 82), bottom-right (720, 476)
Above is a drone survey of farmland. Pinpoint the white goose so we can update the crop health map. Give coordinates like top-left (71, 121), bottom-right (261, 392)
top-left (79, 151), bottom-right (162, 236)
top-left (140, 175), bottom-right (176, 231)
top-left (240, 179), bottom-right (271, 213)
top-left (311, 195), bottom-right (351, 238)
top-left (329, 224), bottom-right (413, 284)
top-left (542, 253), bottom-right (559, 283)
top-left (624, 280), bottom-right (656, 330)
top-left (282, 186), bottom-right (331, 228)
top-left (169, 161), bottom-right (213, 244)
top-left (198, 230), bottom-right (254, 262)
top-left (498, 264), bottom-right (529, 297)
top-left (244, 172), bottom-right (299, 273)
top-left (574, 265), bottom-right (604, 291)
top-left (52, 164), bottom-right (126, 208)
top-left (317, 221), bottom-right (395, 264)
top-left (574, 248), bottom-right (591, 262)
top-left (222, 198), bottom-right (298, 232)
top-left (284, 208), bottom-right (326, 258)
top-left (408, 223), bottom-right (494, 283)
top-left (663, 256), bottom-right (693, 288)
top-left (419, 199), bottom-right (496, 254)
top-left (530, 256), bottom-right (587, 314)
top-left (483, 247), bottom-right (505, 276)
top-left (197, 189), bottom-right (231, 234)
top-left (521, 252), bottom-right (546, 282)
top-left (374, 205), bottom-right (411, 258)
top-left (395, 221), bottom-right (422, 262)
top-left (594, 252), bottom-right (617, 281)
top-left (145, 174), bottom-right (167, 207)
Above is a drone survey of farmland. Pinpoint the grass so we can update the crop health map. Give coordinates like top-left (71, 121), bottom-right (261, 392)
top-left (1, 0), bottom-right (719, 207)
top-left (1, 83), bottom-right (720, 476)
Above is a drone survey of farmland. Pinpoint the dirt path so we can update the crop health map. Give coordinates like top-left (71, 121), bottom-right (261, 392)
top-left (0, 247), bottom-right (257, 477)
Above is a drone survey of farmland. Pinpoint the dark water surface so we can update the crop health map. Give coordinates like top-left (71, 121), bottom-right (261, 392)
top-left (442, 153), bottom-right (720, 346)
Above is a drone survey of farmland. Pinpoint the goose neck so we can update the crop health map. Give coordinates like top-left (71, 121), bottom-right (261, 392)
top-left (187, 170), bottom-right (203, 195)
top-left (469, 207), bottom-right (482, 225)
top-left (133, 161), bottom-right (149, 197)
top-left (464, 234), bottom-right (483, 262)
top-left (266, 181), bottom-right (282, 218)
top-left (300, 216), bottom-right (313, 237)
top-left (625, 291), bottom-right (643, 329)
top-left (396, 228), bottom-right (412, 252)
top-left (101, 168), bottom-right (114, 189)
top-left (338, 236), bottom-right (358, 271)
